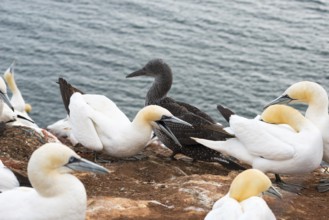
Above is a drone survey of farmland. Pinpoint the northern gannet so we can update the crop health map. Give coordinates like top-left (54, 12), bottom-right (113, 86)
top-left (47, 116), bottom-right (79, 146)
top-left (0, 143), bottom-right (109, 219)
top-left (264, 81), bottom-right (329, 192)
top-left (0, 160), bottom-right (19, 192)
top-left (58, 78), bottom-right (190, 158)
top-left (2, 61), bottom-right (37, 128)
top-left (126, 59), bottom-right (245, 170)
top-left (194, 105), bottom-right (323, 192)
top-left (205, 169), bottom-right (281, 220)
top-left (3, 61), bottom-right (32, 114)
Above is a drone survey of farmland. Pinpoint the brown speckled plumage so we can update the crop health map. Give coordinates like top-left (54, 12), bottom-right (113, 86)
top-left (127, 59), bottom-right (245, 170)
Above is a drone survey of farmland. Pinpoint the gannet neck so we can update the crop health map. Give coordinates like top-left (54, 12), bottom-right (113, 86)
top-left (261, 104), bottom-right (308, 132)
top-left (27, 143), bottom-right (85, 197)
top-left (287, 81), bottom-right (328, 117)
top-left (133, 105), bottom-right (170, 127)
top-left (146, 68), bottom-right (172, 105)
top-left (4, 67), bottom-right (18, 94)
top-left (229, 169), bottom-right (271, 202)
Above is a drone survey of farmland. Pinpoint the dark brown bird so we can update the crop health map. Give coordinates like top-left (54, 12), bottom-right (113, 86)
top-left (127, 59), bottom-right (245, 170)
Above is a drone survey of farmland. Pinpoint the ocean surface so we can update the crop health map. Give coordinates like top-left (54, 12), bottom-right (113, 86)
top-left (0, 0), bottom-right (328, 128)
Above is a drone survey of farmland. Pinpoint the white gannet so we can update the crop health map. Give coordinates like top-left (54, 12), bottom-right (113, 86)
top-left (205, 169), bottom-right (281, 220)
top-left (126, 59), bottom-right (245, 170)
top-left (58, 78), bottom-right (191, 158)
top-left (194, 104), bottom-right (323, 192)
top-left (0, 142), bottom-right (109, 220)
top-left (3, 61), bottom-right (32, 114)
top-left (47, 116), bottom-right (79, 146)
top-left (0, 160), bottom-right (19, 192)
top-left (2, 61), bottom-right (37, 128)
top-left (264, 81), bottom-right (329, 192)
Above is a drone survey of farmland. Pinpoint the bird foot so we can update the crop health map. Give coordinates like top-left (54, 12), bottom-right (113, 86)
top-left (274, 174), bottom-right (305, 194)
top-left (122, 154), bottom-right (149, 161)
top-left (275, 181), bottom-right (305, 194)
top-left (94, 157), bottom-right (113, 163)
top-left (93, 152), bottom-right (114, 163)
top-left (317, 179), bottom-right (329, 193)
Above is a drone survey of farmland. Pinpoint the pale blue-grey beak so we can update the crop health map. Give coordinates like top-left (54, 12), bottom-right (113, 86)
top-left (264, 94), bottom-right (295, 110)
top-left (264, 185), bottom-right (282, 199)
top-left (0, 91), bottom-right (14, 111)
top-left (65, 156), bottom-right (109, 174)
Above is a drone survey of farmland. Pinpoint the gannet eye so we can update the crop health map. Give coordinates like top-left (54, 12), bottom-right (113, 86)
top-left (68, 156), bottom-right (80, 164)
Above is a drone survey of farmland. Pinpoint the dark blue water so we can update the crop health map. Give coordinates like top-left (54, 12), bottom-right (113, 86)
top-left (0, 0), bottom-right (328, 127)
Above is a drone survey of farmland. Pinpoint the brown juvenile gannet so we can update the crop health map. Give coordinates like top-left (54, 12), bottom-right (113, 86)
top-left (126, 59), bottom-right (245, 170)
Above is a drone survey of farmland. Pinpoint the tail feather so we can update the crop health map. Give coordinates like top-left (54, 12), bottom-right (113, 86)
top-left (217, 105), bottom-right (235, 123)
top-left (192, 137), bottom-right (226, 152)
top-left (58, 78), bottom-right (84, 115)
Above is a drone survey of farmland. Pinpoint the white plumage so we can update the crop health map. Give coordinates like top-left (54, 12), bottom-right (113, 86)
top-left (0, 143), bottom-right (109, 220)
top-left (0, 160), bottom-right (19, 192)
top-left (194, 105), bottom-right (323, 175)
top-left (265, 81), bottom-right (329, 163)
top-left (68, 92), bottom-right (189, 158)
top-left (205, 169), bottom-right (280, 220)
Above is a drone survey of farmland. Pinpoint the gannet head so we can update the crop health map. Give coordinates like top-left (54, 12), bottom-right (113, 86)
top-left (126, 59), bottom-right (172, 78)
top-left (229, 169), bottom-right (281, 202)
top-left (264, 81), bottom-right (327, 108)
top-left (3, 61), bottom-right (16, 91)
top-left (136, 105), bottom-right (191, 147)
top-left (28, 143), bottom-right (109, 195)
top-left (261, 104), bottom-right (304, 132)
top-left (25, 103), bottom-right (32, 113)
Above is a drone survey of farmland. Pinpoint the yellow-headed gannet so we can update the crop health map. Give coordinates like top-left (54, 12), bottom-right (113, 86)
top-left (2, 61), bottom-right (37, 128)
top-left (265, 81), bottom-right (329, 192)
top-left (194, 104), bottom-right (323, 192)
top-left (0, 142), bottom-right (109, 219)
top-left (126, 59), bottom-right (245, 170)
top-left (58, 78), bottom-right (191, 159)
top-left (205, 169), bottom-right (281, 220)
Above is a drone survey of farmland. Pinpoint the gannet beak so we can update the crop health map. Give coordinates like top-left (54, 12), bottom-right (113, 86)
top-left (65, 156), bottom-right (109, 174)
top-left (264, 94), bottom-right (294, 109)
top-left (0, 91), bottom-right (14, 111)
top-left (126, 68), bottom-right (147, 78)
top-left (264, 185), bottom-right (282, 199)
top-left (155, 116), bottom-right (192, 147)
top-left (160, 115), bottom-right (192, 127)
top-left (8, 60), bottom-right (15, 74)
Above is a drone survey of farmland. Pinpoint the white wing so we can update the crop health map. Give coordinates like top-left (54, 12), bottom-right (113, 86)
top-left (0, 161), bottom-right (19, 192)
top-left (205, 196), bottom-right (242, 220)
top-left (230, 115), bottom-right (295, 161)
top-left (240, 197), bottom-right (276, 220)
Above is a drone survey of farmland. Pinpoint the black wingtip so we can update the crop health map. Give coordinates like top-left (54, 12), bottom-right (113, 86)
top-left (217, 105), bottom-right (235, 123)
top-left (58, 78), bottom-right (84, 115)
top-left (12, 170), bottom-right (32, 187)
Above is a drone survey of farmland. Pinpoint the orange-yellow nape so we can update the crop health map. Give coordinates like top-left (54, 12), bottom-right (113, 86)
top-left (285, 81), bottom-right (325, 104)
top-left (229, 169), bottom-right (272, 202)
top-left (261, 104), bottom-right (303, 132)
